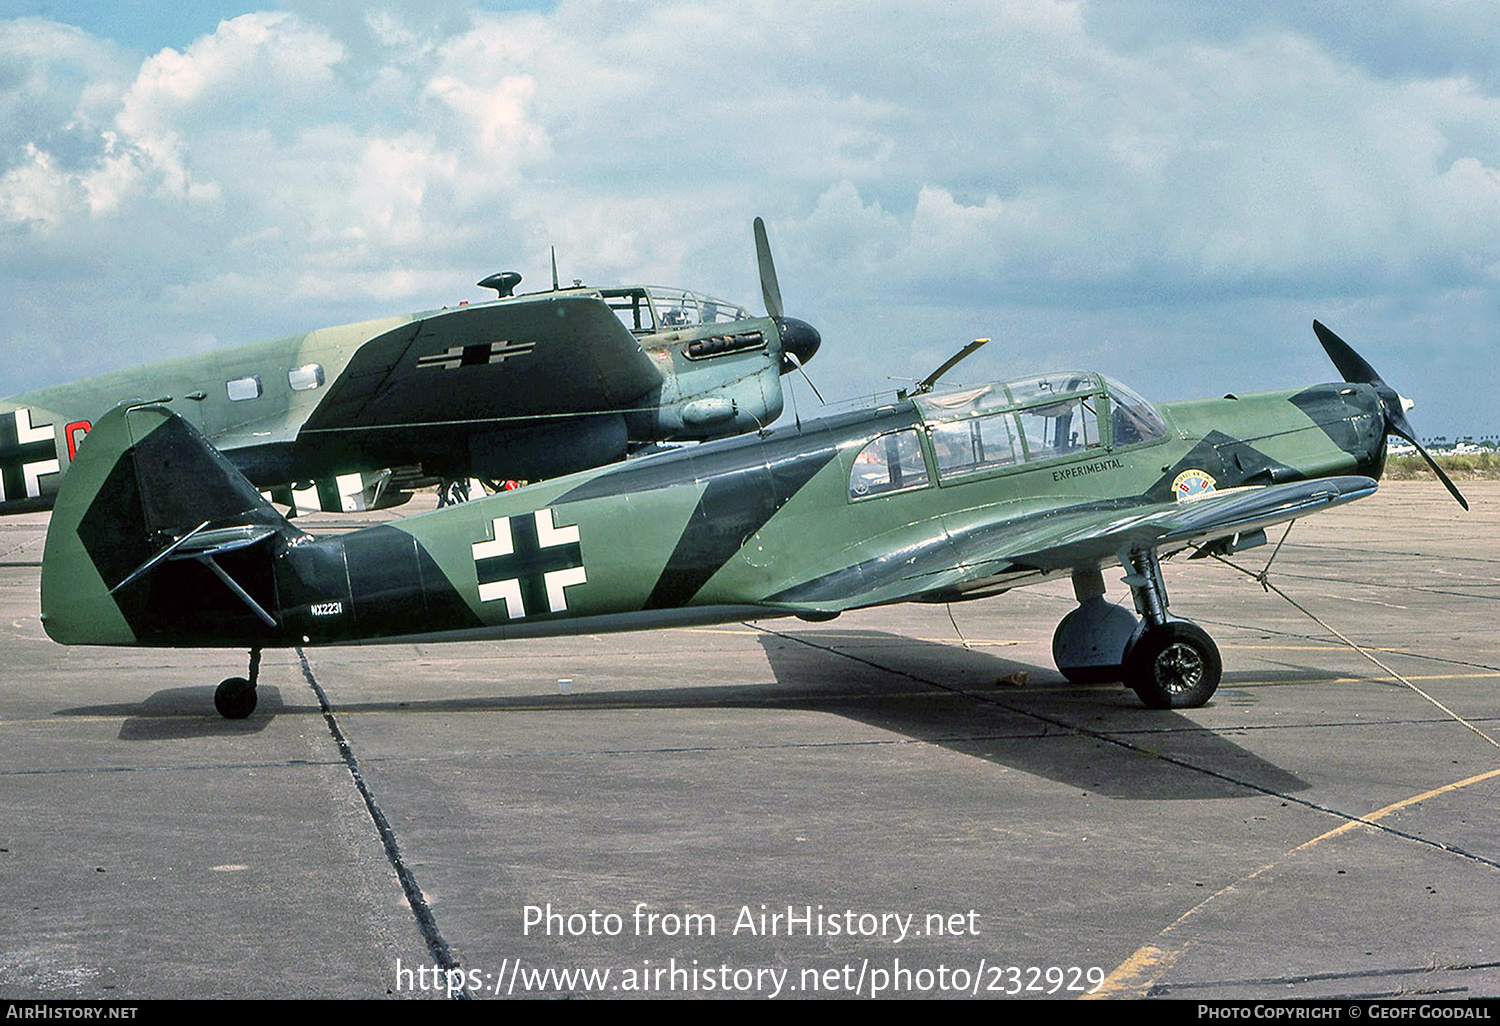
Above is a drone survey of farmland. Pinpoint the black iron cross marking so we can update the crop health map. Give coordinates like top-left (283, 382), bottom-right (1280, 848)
top-left (0, 408), bottom-right (59, 502)
top-left (416, 340), bottom-right (536, 371)
top-left (471, 509), bottom-right (586, 619)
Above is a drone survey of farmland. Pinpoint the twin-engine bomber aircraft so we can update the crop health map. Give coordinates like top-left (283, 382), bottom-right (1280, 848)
top-left (0, 219), bottom-right (819, 515)
top-left (39, 321), bottom-right (1463, 719)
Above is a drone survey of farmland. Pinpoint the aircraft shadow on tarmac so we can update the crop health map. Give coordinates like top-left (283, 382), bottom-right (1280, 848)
top-left (753, 629), bottom-right (1310, 801)
top-left (51, 630), bottom-right (1312, 798)
top-left (57, 687), bottom-right (287, 740)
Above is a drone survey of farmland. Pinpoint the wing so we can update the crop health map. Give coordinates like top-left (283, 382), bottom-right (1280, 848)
top-left (764, 476), bottom-right (1378, 613)
top-left (301, 293), bottom-right (664, 434)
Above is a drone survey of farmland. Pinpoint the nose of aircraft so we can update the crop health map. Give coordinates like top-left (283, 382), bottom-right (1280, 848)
top-left (1314, 319), bottom-right (1468, 509)
top-left (775, 316), bottom-right (821, 372)
top-left (1340, 383), bottom-right (1390, 474)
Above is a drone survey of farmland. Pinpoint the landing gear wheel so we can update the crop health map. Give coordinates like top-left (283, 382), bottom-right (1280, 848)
top-left (1125, 621), bottom-right (1221, 709)
top-left (215, 676), bottom-right (258, 719)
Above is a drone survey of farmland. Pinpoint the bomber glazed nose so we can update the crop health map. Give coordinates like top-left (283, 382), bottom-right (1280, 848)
top-left (775, 317), bottom-right (821, 372)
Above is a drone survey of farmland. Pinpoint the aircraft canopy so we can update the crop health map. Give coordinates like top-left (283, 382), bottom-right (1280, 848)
top-left (914, 372), bottom-right (1170, 450)
top-left (601, 287), bottom-right (752, 335)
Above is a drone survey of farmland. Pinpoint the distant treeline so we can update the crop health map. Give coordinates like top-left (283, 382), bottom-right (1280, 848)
top-left (1386, 452), bottom-right (1500, 480)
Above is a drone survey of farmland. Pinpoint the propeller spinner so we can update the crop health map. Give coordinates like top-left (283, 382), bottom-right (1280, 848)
top-left (1313, 319), bottom-right (1468, 510)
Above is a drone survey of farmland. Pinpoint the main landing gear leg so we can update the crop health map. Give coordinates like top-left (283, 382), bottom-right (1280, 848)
top-left (437, 478), bottom-right (471, 507)
top-left (1120, 549), bottom-right (1220, 709)
top-left (214, 647), bottom-right (260, 720)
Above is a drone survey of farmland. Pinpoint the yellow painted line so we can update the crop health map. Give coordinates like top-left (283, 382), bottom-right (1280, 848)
top-left (1222, 644), bottom-right (1451, 654)
top-left (1323, 671), bottom-right (1496, 683)
top-left (1222, 644), bottom-right (1368, 651)
top-left (681, 627), bottom-right (772, 635)
top-left (681, 627), bottom-right (1024, 646)
top-left (688, 629), bottom-right (1485, 659)
top-left (907, 638), bottom-right (1021, 647)
top-left (1229, 671), bottom-right (1500, 687)
top-left (1094, 945), bottom-right (1181, 998)
top-left (1288, 766), bottom-right (1500, 849)
top-left (1087, 765), bottom-right (1500, 999)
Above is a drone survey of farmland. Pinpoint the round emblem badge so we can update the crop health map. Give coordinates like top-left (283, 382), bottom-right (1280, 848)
top-left (1172, 469), bottom-right (1217, 502)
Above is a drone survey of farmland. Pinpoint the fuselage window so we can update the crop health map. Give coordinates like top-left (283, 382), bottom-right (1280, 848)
top-left (930, 412), bottom-right (1021, 477)
top-left (227, 375), bottom-right (263, 402)
top-left (288, 364), bottom-right (324, 391)
top-left (1017, 395), bottom-right (1099, 461)
top-left (849, 429), bottom-right (929, 499)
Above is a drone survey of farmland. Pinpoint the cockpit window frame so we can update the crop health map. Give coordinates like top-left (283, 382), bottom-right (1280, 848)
top-left (916, 372), bottom-right (1111, 484)
top-left (928, 410), bottom-right (1023, 479)
top-left (847, 427), bottom-right (934, 502)
top-left (1014, 392), bottom-right (1101, 463)
top-left (599, 286), bottom-right (752, 336)
top-left (602, 288), bottom-right (656, 334)
top-left (1102, 377), bottom-right (1171, 450)
top-left (912, 372), bottom-right (1172, 482)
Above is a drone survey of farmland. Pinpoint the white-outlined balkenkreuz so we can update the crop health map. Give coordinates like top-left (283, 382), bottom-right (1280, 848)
top-left (471, 509), bottom-right (586, 619)
top-left (0, 408), bottom-right (60, 502)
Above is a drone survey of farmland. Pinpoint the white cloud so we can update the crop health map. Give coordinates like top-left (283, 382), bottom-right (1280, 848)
top-left (0, 0), bottom-right (1496, 433)
top-left (0, 144), bottom-right (72, 225)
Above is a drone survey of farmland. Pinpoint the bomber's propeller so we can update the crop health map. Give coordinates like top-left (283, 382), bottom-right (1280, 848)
top-left (783, 349), bottom-right (824, 403)
top-left (753, 216), bottom-right (823, 400)
top-left (754, 216), bottom-right (783, 320)
top-left (1313, 319), bottom-right (1468, 510)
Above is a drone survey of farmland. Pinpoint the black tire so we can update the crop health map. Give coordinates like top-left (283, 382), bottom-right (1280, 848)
top-left (1125, 621), bottom-right (1221, 709)
top-left (214, 676), bottom-right (258, 719)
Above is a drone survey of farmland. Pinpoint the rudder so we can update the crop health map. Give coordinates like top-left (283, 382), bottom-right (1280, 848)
top-left (41, 404), bottom-right (295, 646)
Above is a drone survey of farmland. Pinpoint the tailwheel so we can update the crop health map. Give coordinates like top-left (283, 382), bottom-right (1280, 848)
top-left (214, 647), bottom-right (261, 719)
top-left (1124, 621), bottom-right (1221, 709)
top-left (214, 676), bottom-right (258, 719)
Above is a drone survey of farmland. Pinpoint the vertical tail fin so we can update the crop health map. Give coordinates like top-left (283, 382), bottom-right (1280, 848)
top-left (41, 404), bottom-right (296, 646)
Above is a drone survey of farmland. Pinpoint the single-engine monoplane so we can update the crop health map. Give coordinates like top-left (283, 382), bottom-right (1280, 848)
top-left (0, 219), bottom-right (819, 514)
top-left (39, 321), bottom-right (1462, 718)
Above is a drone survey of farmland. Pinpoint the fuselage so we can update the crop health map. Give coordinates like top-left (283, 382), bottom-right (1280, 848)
top-left (3, 284), bottom-right (816, 514)
top-left (40, 371), bottom-right (1387, 650)
top-left (2, 316), bottom-right (402, 512)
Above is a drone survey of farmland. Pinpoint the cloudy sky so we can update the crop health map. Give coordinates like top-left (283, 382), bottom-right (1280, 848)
top-left (2, 0), bottom-right (1497, 438)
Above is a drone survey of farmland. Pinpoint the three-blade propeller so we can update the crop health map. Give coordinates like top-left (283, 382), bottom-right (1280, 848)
top-left (1313, 319), bottom-right (1468, 510)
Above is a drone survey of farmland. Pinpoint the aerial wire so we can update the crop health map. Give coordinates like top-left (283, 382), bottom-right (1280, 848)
top-left (945, 603), bottom-right (972, 650)
top-left (1195, 526), bottom-right (1500, 753)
